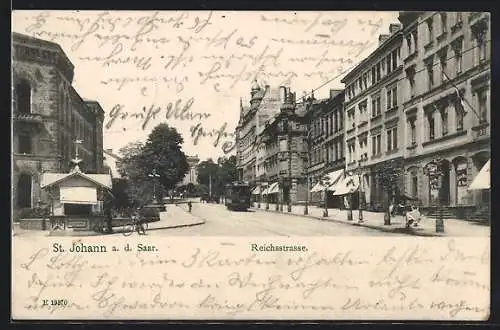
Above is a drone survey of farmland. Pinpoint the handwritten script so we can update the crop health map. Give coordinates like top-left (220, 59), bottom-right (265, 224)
top-left (13, 11), bottom-right (392, 155)
top-left (12, 237), bottom-right (490, 320)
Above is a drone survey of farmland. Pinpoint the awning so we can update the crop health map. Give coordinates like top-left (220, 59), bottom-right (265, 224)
top-left (310, 182), bottom-right (324, 192)
top-left (268, 182), bottom-right (280, 194)
top-left (251, 186), bottom-right (261, 195)
top-left (261, 186), bottom-right (270, 195)
top-left (326, 169), bottom-right (344, 191)
top-left (332, 176), bottom-right (359, 196)
top-left (469, 160), bottom-right (490, 190)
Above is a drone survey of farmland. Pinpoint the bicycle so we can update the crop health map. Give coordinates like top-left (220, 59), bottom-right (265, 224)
top-left (122, 216), bottom-right (148, 236)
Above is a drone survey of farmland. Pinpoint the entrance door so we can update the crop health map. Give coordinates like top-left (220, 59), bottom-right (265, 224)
top-left (439, 160), bottom-right (451, 205)
top-left (17, 173), bottom-right (32, 208)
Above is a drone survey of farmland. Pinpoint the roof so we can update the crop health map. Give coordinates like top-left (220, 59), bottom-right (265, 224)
top-left (41, 170), bottom-right (112, 190)
top-left (340, 28), bottom-right (403, 84)
top-left (12, 32), bottom-right (75, 72)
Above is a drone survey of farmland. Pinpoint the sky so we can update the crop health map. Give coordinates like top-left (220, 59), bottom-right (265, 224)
top-left (12, 10), bottom-right (399, 161)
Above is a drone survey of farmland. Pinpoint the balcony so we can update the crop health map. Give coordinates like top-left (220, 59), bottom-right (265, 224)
top-left (14, 112), bottom-right (43, 124)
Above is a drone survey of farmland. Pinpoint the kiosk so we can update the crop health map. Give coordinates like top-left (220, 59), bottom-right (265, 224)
top-left (40, 141), bottom-right (112, 233)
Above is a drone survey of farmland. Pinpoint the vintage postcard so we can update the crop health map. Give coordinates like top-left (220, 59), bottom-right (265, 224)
top-left (11, 10), bottom-right (490, 320)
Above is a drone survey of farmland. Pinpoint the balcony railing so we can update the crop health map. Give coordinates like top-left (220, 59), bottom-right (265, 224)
top-left (14, 112), bottom-right (43, 124)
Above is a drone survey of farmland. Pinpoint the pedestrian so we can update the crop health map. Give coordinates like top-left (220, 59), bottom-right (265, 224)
top-left (188, 201), bottom-right (192, 212)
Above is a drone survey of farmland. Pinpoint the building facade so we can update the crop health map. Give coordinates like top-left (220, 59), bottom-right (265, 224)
top-left (304, 90), bottom-right (346, 207)
top-left (341, 23), bottom-right (405, 211)
top-left (398, 11), bottom-right (490, 216)
top-left (12, 32), bottom-right (105, 214)
top-left (236, 82), bottom-right (310, 205)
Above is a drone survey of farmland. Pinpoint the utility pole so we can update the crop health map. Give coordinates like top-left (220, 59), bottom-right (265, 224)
top-left (209, 173), bottom-right (212, 200)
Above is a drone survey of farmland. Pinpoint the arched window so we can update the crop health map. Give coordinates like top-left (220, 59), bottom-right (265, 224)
top-left (17, 173), bottom-right (32, 208)
top-left (16, 80), bottom-right (31, 114)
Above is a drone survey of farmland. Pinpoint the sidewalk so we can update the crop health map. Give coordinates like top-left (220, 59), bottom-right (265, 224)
top-left (148, 204), bottom-right (205, 231)
top-left (40, 205), bottom-right (204, 237)
top-left (251, 203), bottom-right (490, 237)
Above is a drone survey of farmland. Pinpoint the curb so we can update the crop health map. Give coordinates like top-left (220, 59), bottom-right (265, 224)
top-left (251, 207), bottom-right (444, 237)
top-left (147, 220), bottom-right (205, 231)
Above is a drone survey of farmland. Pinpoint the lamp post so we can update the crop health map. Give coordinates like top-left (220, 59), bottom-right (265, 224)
top-left (358, 161), bottom-right (364, 223)
top-left (347, 172), bottom-right (353, 221)
top-left (323, 183), bottom-right (329, 217)
top-left (304, 129), bottom-right (311, 215)
top-left (148, 169), bottom-right (160, 203)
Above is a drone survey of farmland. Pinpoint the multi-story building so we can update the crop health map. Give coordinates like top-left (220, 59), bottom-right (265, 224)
top-left (257, 87), bottom-right (308, 205)
top-left (304, 90), bottom-right (346, 207)
top-left (236, 81), bottom-right (287, 183)
top-left (236, 82), bottom-right (310, 205)
top-left (341, 23), bottom-right (405, 211)
top-left (398, 11), bottom-right (490, 217)
top-left (12, 32), bottom-right (105, 214)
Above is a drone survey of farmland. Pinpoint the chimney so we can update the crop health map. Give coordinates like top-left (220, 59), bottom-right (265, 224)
top-left (279, 86), bottom-right (287, 102)
top-left (379, 34), bottom-right (390, 45)
top-left (389, 23), bottom-right (402, 34)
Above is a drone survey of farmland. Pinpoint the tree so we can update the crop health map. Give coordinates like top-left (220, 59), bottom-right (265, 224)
top-left (197, 158), bottom-right (220, 195)
top-left (377, 159), bottom-right (404, 225)
top-left (117, 124), bottom-right (189, 206)
top-left (217, 156), bottom-right (238, 195)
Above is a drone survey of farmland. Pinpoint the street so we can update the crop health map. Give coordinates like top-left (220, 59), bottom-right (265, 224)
top-left (151, 202), bottom-right (406, 236)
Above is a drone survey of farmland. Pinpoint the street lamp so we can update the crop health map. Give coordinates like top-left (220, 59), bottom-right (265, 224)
top-left (358, 161), bottom-right (364, 223)
top-left (323, 182), bottom-right (329, 217)
top-left (347, 172), bottom-right (353, 221)
top-left (148, 169), bottom-right (160, 203)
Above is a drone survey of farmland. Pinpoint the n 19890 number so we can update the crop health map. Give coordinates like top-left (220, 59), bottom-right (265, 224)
top-left (42, 299), bottom-right (68, 306)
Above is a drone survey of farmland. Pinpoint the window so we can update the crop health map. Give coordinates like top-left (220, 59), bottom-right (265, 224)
top-left (386, 54), bottom-right (392, 74)
top-left (371, 94), bottom-right (381, 117)
top-left (426, 60), bottom-right (434, 90)
top-left (440, 12), bottom-right (447, 35)
top-left (16, 80), bottom-right (31, 114)
top-left (386, 127), bottom-right (398, 151)
top-left (453, 39), bottom-right (463, 74)
top-left (412, 175), bottom-right (418, 198)
top-left (478, 89), bottom-right (488, 123)
top-left (456, 12), bottom-right (462, 24)
top-left (406, 67), bottom-right (416, 98)
top-left (325, 116), bottom-right (329, 136)
top-left (18, 134), bottom-right (32, 154)
top-left (359, 101), bottom-right (368, 122)
top-left (386, 85), bottom-right (398, 110)
top-left (372, 134), bottom-right (381, 156)
top-left (348, 109), bottom-right (355, 129)
top-left (358, 77), bottom-right (363, 91)
top-left (338, 112), bottom-right (343, 130)
top-left (376, 63), bottom-right (381, 81)
top-left (363, 73), bottom-right (368, 89)
top-left (406, 34), bottom-right (413, 55)
top-left (441, 108), bottom-right (448, 136)
top-left (17, 173), bottom-right (32, 208)
top-left (439, 50), bottom-right (448, 83)
top-left (409, 118), bottom-right (417, 145)
top-left (371, 67), bottom-right (376, 85)
top-left (455, 98), bottom-right (465, 131)
top-left (426, 18), bottom-right (434, 44)
top-left (428, 113), bottom-right (435, 140)
top-left (391, 49), bottom-right (398, 71)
